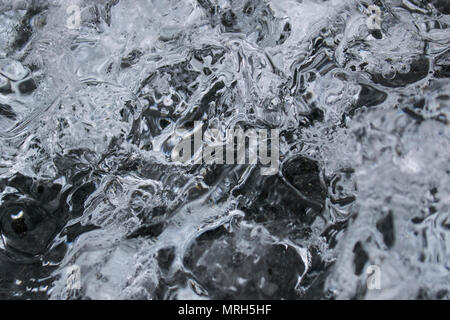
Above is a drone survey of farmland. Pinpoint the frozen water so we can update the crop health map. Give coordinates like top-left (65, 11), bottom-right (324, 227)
top-left (0, 0), bottom-right (449, 299)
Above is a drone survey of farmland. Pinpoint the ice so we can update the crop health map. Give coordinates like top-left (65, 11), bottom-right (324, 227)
top-left (0, 0), bottom-right (448, 300)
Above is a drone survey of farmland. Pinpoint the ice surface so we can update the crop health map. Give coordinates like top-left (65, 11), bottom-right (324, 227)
top-left (0, 0), bottom-right (449, 299)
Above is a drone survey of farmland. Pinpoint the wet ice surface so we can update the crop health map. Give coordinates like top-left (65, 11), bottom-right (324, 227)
top-left (0, 0), bottom-right (449, 300)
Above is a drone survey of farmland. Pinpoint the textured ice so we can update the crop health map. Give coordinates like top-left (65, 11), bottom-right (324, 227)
top-left (0, 0), bottom-right (449, 300)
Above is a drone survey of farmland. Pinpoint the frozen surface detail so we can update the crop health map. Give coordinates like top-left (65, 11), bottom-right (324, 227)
top-left (0, 0), bottom-right (449, 299)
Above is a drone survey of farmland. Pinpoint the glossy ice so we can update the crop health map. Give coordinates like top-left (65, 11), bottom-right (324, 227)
top-left (0, 0), bottom-right (448, 299)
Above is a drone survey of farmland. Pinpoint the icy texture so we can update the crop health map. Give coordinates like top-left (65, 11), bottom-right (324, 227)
top-left (0, 0), bottom-right (449, 299)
